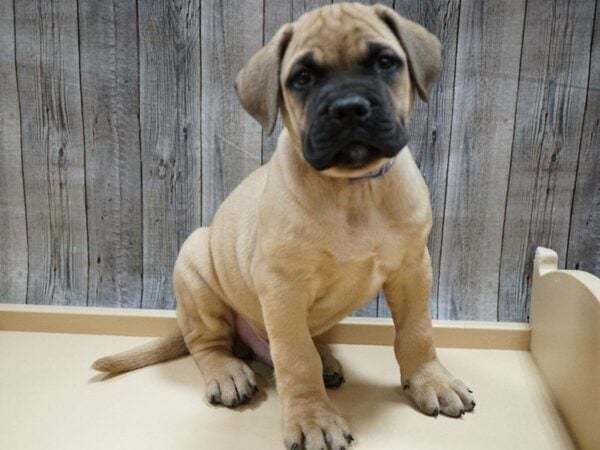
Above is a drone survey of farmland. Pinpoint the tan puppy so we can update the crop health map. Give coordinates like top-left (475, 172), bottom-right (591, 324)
top-left (93, 3), bottom-right (475, 449)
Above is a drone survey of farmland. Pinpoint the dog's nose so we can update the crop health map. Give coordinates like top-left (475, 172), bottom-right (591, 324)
top-left (328, 95), bottom-right (371, 123)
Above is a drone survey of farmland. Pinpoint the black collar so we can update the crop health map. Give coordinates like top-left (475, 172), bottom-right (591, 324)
top-left (349, 157), bottom-right (396, 180)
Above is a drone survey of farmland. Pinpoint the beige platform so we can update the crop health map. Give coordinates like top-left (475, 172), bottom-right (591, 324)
top-left (0, 247), bottom-right (598, 450)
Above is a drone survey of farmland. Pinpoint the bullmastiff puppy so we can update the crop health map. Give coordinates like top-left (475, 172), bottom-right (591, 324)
top-left (93, 3), bottom-right (476, 449)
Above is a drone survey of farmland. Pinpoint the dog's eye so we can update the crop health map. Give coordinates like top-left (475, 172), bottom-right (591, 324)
top-left (376, 54), bottom-right (398, 71)
top-left (292, 69), bottom-right (314, 88)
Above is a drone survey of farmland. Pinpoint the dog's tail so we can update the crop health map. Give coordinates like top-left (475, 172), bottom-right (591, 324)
top-left (91, 332), bottom-right (189, 373)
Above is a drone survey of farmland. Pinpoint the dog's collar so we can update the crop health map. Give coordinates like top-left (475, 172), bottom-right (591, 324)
top-left (349, 157), bottom-right (396, 180)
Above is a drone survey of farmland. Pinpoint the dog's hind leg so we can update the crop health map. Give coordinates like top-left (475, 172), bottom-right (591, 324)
top-left (174, 228), bottom-right (258, 408)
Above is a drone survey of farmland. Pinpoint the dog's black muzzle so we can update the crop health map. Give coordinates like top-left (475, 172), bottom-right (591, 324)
top-left (302, 74), bottom-right (408, 171)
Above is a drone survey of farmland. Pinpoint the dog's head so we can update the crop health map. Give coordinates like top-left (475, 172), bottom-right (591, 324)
top-left (235, 3), bottom-right (441, 178)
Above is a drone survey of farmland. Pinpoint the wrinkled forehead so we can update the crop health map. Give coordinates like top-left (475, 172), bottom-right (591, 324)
top-left (282, 4), bottom-right (404, 75)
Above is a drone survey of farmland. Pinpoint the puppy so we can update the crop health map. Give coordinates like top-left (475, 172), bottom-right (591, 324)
top-left (93, 3), bottom-right (475, 449)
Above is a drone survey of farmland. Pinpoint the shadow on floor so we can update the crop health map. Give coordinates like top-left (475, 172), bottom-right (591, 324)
top-left (88, 351), bottom-right (423, 427)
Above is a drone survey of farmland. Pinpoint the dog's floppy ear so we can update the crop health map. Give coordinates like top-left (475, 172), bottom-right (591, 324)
top-left (235, 24), bottom-right (293, 135)
top-left (374, 5), bottom-right (441, 102)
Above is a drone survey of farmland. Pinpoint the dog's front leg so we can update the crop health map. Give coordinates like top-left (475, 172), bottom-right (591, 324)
top-left (260, 279), bottom-right (353, 450)
top-left (384, 248), bottom-right (476, 417)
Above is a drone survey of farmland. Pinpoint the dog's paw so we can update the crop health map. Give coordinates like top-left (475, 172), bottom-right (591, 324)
top-left (316, 343), bottom-right (345, 389)
top-left (322, 355), bottom-right (344, 389)
top-left (323, 371), bottom-right (344, 389)
top-left (403, 359), bottom-right (476, 418)
top-left (283, 400), bottom-right (353, 450)
top-left (204, 357), bottom-right (258, 407)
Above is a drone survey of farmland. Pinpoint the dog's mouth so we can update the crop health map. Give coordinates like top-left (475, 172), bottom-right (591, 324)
top-left (304, 130), bottom-right (407, 172)
top-left (299, 74), bottom-right (410, 173)
top-left (330, 142), bottom-right (383, 169)
top-left (302, 102), bottom-right (408, 172)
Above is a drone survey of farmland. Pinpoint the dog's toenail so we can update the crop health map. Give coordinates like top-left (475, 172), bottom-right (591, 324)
top-left (240, 395), bottom-right (249, 403)
top-left (431, 408), bottom-right (439, 417)
top-left (290, 443), bottom-right (299, 450)
top-left (345, 434), bottom-right (354, 443)
top-left (209, 395), bottom-right (218, 404)
top-left (471, 401), bottom-right (476, 408)
top-left (467, 388), bottom-right (473, 393)
top-left (403, 384), bottom-right (410, 390)
top-left (460, 409), bottom-right (465, 416)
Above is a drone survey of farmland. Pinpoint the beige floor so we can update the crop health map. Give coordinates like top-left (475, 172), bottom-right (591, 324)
top-left (0, 331), bottom-right (574, 450)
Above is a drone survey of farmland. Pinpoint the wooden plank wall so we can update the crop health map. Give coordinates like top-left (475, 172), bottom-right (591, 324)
top-left (499, 0), bottom-right (596, 321)
top-left (440, 0), bottom-right (527, 320)
top-left (79, 0), bottom-right (143, 308)
top-left (0, 0), bottom-right (28, 304)
top-left (0, 0), bottom-right (598, 322)
top-left (139, 0), bottom-right (202, 309)
top-left (567, 2), bottom-right (600, 283)
top-left (15, 0), bottom-right (89, 306)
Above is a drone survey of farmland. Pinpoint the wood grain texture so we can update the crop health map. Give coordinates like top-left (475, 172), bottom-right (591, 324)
top-left (377, 0), bottom-right (461, 319)
top-left (78, 0), bottom-right (143, 308)
top-left (567, 1), bottom-right (600, 278)
top-left (15, 0), bottom-right (88, 306)
top-left (438, 0), bottom-right (526, 320)
top-left (2, 0), bottom-right (598, 321)
top-left (291, 0), bottom-right (332, 18)
top-left (0, 0), bottom-right (28, 304)
top-left (201, 0), bottom-right (263, 224)
top-left (139, 0), bottom-right (201, 309)
top-left (498, 0), bottom-right (596, 321)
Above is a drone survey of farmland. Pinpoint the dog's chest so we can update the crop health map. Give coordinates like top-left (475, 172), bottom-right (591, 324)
top-left (323, 207), bottom-right (405, 267)
top-left (307, 209), bottom-right (407, 318)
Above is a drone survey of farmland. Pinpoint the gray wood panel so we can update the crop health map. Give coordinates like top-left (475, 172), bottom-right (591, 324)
top-left (1, 0), bottom-right (598, 321)
top-left (15, 0), bottom-right (88, 306)
top-left (292, 0), bottom-right (332, 18)
top-left (439, 0), bottom-right (526, 320)
top-left (0, 0), bottom-right (28, 303)
top-left (378, 0), bottom-right (461, 319)
top-left (567, 2), bottom-right (600, 277)
top-left (498, 0), bottom-right (596, 321)
top-left (139, 0), bottom-right (202, 309)
top-left (78, 0), bottom-right (143, 308)
top-left (201, 0), bottom-right (264, 224)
